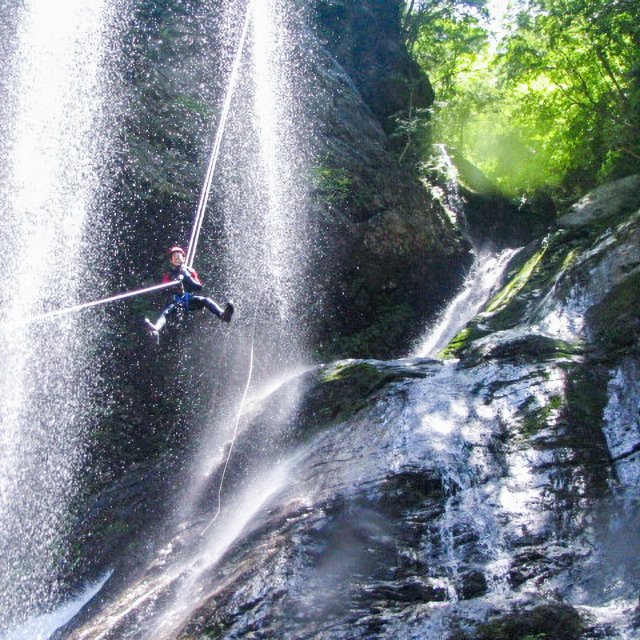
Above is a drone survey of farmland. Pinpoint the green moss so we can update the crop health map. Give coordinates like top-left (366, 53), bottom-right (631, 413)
top-left (486, 244), bottom-right (548, 315)
top-left (311, 164), bottom-right (353, 206)
top-left (296, 361), bottom-right (426, 441)
top-left (519, 394), bottom-right (564, 438)
top-left (319, 361), bottom-right (389, 414)
top-left (439, 325), bottom-right (481, 359)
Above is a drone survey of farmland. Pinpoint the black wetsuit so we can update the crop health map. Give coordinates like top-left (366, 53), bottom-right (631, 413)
top-left (160, 264), bottom-right (225, 321)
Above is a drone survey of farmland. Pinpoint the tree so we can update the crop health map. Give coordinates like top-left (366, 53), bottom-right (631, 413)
top-left (404, 0), bottom-right (640, 202)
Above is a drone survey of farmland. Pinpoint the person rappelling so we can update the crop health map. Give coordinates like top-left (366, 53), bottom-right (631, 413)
top-left (144, 246), bottom-right (234, 343)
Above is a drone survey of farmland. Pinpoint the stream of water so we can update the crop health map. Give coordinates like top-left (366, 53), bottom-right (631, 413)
top-left (410, 247), bottom-right (519, 358)
top-left (0, 1), bottom-right (115, 635)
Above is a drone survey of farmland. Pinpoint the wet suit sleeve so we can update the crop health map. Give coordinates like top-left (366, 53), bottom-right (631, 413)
top-left (180, 267), bottom-right (203, 292)
top-left (162, 272), bottom-right (182, 288)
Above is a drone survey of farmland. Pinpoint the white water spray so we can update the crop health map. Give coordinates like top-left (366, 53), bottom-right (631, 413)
top-left (411, 248), bottom-right (519, 358)
top-left (0, 0), bottom-right (114, 631)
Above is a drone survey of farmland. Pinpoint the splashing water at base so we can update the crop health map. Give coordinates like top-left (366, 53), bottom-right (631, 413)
top-left (2, 573), bottom-right (112, 640)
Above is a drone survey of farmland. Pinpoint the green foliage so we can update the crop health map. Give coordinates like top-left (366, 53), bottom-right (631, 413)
top-left (311, 164), bottom-right (353, 206)
top-left (405, 0), bottom-right (640, 201)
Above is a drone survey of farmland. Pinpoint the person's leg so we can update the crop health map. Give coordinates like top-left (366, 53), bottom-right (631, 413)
top-left (145, 302), bottom-right (177, 340)
top-left (191, 296), bottom-right (234, 322)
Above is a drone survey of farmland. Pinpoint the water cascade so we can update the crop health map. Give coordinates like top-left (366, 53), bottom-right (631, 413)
top-left (178, 0), bottom-right (315, 502)
top-left (50, 1), bottom-right (318, 636)
top-left (411, 248), bottom-right (519, 358)
top-left (171, 0), bottom-right (315, 577)
top-left (0, 0), bottom-right (115, 635)
top-left (412, 144), bottom-right (520, 358)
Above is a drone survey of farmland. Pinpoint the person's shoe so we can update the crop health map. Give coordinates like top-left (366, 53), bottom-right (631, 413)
top-left (221, 301), bottom-right (234, 323)
top-left (144, 318), bottom-right (160, 345)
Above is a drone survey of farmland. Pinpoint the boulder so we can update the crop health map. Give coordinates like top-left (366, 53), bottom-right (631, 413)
top-left (558, 174), bottom-right (640, 227)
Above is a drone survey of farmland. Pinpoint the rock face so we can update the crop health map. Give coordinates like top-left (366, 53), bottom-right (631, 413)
top-left (59, 179), bottom-right (640, 639)
top-left (301, 1), bottom-right (470, 358)
top-left (310, 0), bottom-right (434, 129)
top-left (558, 174), bottom-right (640, 228)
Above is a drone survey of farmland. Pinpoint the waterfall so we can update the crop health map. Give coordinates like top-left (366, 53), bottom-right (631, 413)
top-left (410, 144), bottom-right (520, 358)
top-left (410, 248), bottom-right (519, 358)
top-left (0, 0), bottom-right (115, 634)
top-left (177, 0), bottom-right (315, 498)
top-left (220, 0), bottom-right (314, 344)
top-left (57, 1), bottom-right (320, 636)
top-left (181, 0), bottom-right (314, 538)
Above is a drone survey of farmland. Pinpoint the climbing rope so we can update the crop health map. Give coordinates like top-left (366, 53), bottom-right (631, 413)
top-left (3, 280), bottom-right (178, 329)
top-left (185, 0), bottom-right (254, 269)
top-left (199, 307), bottom-right (257, 537)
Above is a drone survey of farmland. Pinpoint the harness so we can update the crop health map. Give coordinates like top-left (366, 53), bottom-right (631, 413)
top-left (173, 292), bottom-right (193, 314)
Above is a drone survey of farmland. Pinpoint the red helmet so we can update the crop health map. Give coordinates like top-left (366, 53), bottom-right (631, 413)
top-left (168, 246), bottom-right (185, 257)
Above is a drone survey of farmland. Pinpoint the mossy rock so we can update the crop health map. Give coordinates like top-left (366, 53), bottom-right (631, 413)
top-left (517, 394), bottom-right (565, 439)
top-left (294, 359), bottom-right (432, 440)
top-left (439, 322), bottom-right (486, 359)
top-left (440, 215), bottom-right (631, 361)
top-left (459, 334), bottom-right (583, 368)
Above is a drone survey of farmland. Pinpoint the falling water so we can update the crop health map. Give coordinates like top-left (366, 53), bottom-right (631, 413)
top-left (180, 0), bottom-right (315, 527)
top-left (411, 248), bottom-right (519, 358)
top-left (0, 0), bottom-right (115, 634)
top-left (411, 144), bottom-right (520, 358)
top-left (66, 1), bottom-right (320, 635)
top-left (178, 0), bottom-right (315, 494)
top-left (219, 0), bottom-right (315, 341)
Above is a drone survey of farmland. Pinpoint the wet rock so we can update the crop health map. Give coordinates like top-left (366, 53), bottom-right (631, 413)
top-left (456, 603), bottom-right (585, 640)
top-left (293, 358), bottom-right (437, 437)
top-left (558, 174), bottom-right (640, 227)
top-left (457, 569), bottom-right (487, 600)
